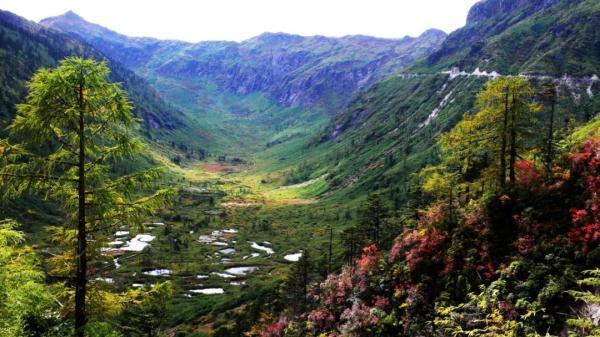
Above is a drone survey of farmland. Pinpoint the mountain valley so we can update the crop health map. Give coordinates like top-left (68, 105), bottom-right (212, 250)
top-left (0, 0), bottom-right (599, 336)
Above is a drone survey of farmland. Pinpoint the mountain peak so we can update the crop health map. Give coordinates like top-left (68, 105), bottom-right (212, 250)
top-left (250, 32), bottom-right (305, 44)
top-left (419, 28), bottom-right (447, 39)
top-left (61, 10), bottom-right (83, 20)
top-left (40, 10), bottom-right (129, 44)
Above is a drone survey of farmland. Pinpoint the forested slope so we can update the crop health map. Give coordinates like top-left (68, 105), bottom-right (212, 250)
top-left (295, 0), bottom-right (600, 204)
top-left (0, 10), bottom-right (185, 133)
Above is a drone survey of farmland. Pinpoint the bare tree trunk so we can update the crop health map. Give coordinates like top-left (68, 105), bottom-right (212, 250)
top-left (500, 87), bottom-right (509, 189)
top-left (546, 87), bottom-right (556, 167)
top-left (328, 226), bottom-right (333, 274)
top-left (509, 91), bottom-right (517, 186)
top-left (75, 78), bottom-right (87, 337)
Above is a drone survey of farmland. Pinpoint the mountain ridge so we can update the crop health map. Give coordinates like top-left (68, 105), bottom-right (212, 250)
top-left (40, 11), bottom-right (447, 111)
top-left (0, 9), bottom-right (186, 132)
top-left (42, 10), bottom-right (446, 44)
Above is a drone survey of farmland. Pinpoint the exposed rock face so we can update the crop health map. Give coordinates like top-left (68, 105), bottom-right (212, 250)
top-left (466, 0), bottom-right (560, 24)
top-left (41, 13), bottom-right (447, 111)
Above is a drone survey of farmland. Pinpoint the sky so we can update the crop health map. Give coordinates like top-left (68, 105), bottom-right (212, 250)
top-left (0, 0), bottom-right (481, 42)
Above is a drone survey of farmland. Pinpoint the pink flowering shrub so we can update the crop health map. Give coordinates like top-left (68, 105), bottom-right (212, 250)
top-left (260, 317), bottom-right (289, 337)
top-left (515, 160), bottom-right (544, 189)
top-left (357, 244), bottom-right (380, 275)
top-left (566, 139), bottom-right (600, 253)
top-left (307, 308), bottom-right (336, 332)
top-left (372, 296), bottom-right (389, 310)
top-left (321, 267), bottom-right (354, 307)
top-left (389, 229), bottom-right (447, 272)
top-left (339, 301), bottom-right (379, 334)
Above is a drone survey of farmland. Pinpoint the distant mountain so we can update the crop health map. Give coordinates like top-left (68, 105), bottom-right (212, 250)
top-left (301, 0), bottom-right (600, 200)
top-left (0, 9), bottom-right (185, 132)
top-left (41, 12), bottom-right (447, 111)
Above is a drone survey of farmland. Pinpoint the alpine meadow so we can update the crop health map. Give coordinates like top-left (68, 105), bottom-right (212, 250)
top-left (0, 1), bottom-right (598, 337)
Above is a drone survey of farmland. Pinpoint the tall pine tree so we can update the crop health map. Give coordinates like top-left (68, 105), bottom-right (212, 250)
top-left (0, 58), bottom-right (171, 336)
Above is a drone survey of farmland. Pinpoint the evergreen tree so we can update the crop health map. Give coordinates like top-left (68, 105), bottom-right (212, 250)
top-left (441, 77), bottom-right (539, 193)
top-left (341, 226), bottom-right (362, 265)
top-left (566, 269), bottom-right (600, 337)
top-left (0, 219), bottom-right (58, 337)
top-left (118, 282), bottom-right (173, 337)
top-left (359, 194), bottom-right (389, 246)
top-left (539, 83), bottom-right (558, 169)
top-left (0, 58), bottom-right (171, 336)
top-left (283, 250), bottom-right (315, 315)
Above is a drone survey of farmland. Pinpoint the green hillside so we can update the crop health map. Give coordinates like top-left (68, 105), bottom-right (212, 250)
top-left (0, 10), bottom-right (185, 134)
top-left (0, 0), bottom-right (598, 336)
top-left (291, 0), bottom-right (600, 204)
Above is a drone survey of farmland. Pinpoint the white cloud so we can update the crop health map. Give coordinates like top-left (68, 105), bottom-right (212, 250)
top-left (0, 0), bottom-right (480, 42)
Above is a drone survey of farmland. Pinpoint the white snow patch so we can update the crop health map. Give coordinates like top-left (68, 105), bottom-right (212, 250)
top-left (196, 274), bottom-right (209, 279)
top-left (250, 242), bottom-right (274, 254)
top-left (212, 272), bottom-right (236, 278)
top-left (223, 228), bottom-right (239, 234)
top-left (95, 277), bottom-right (114, 284)
top-left (132, 283), bottom-right (144, 287)
top-left (198, 235), bottom-right (214, 244)
top-left (190, 288), bottom-right (224, 295)
top-left (284, 252), bottom-right (303, 262)
top-left (230, 281), bottom-right (246, 286)
top-left (113, 258), bottom-right (121, 269)
top-left (224, 266), bottom-right (258, 276)
top-left (121, 234), bottom-right (155, 252)
top-left (587, 75), bottom-right (598, 98)
top-left (108, 240), bottom-right (124, 246)
top-left (115, 231), bottom-right (129, 236)
top-left (212, 241), bottom-right (229, 246)
top-left (219, 248), bottom-right (236, 255)
top-left (148, 222), bottom-right (165, 226)
top-left (143, 269), bottom-right (171, 277)
top-left (243, 253), bottom-right (260, 260)
top-left (419, 90), bottom-right (454, 128)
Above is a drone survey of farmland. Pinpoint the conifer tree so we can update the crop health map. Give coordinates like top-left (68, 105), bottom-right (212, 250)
top-left (0, 219), bottom-right (57, 337)
top-left (283, 250), bottom-right (315, 315)
top-left (539, 83), bottom-right (558, 169)
top-left (0, 57), bottom-right (171, 336)
top-left (119, 282), bottom-right (173, 337)
top-left (440, 77), bottom-right (538, 192)
top-left (359, 194), bottom-right (389, 246)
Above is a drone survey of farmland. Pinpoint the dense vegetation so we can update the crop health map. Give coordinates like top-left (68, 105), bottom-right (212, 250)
top-left (0, 0), bottom-right (598, 336)
top-left (277, 0), bottom-right (600, 204)
top-left (253, 78), bottom-right (600, 337)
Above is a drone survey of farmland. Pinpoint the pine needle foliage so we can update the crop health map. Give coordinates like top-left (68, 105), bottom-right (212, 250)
top-left (0, 57), bottom-right (174, 336)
